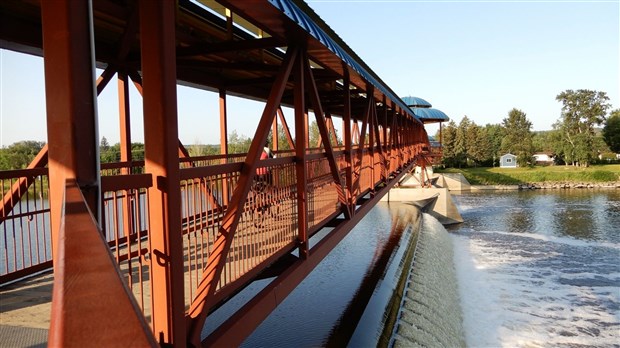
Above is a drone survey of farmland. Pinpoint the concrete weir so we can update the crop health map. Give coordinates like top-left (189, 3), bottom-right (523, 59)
top-left (348, 204), bottom-right (465, 347)
top-left (380, 173), bottom-right (464, 225)
top-left (381, 187), bottom-right (463, 225)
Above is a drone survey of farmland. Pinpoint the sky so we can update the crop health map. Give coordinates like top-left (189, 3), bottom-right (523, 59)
top-left (0, 0), bottom-right (618, 147)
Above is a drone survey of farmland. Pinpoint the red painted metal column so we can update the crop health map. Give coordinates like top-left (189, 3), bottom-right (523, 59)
top-left (139, 0), bottom-right (185, 345)
top-left (294, 52), bottom-right (308, 258)
top-left (342, 68), bottom-right (354, 214)
top-left (272, 116), bottom-right (279, 151)
top-left (369, 97), bottom-right (375, 192)
top-left (117, 72), bottom-right (133, 242)
top-left (219, 88), bottom-right (230, 206)
top-left (41, 0), bottom-right (100, 257)
top-left (118, 73), bottom-right (132, 167)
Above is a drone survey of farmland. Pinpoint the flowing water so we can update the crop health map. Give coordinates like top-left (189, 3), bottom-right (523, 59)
top-left (449, 189), bottom-right (620, 347)
top-left (391, 213), bottom-right (466, 347)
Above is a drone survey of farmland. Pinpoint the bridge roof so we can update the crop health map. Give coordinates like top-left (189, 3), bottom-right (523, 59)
top-left (267, 0), bottom-right (420, 122)
top-left (411, 108), bottom-right (450, 123)
top-left (402, 96), bottom-right (433, 108)
top-left (0, 0), bottom-right (422, 124)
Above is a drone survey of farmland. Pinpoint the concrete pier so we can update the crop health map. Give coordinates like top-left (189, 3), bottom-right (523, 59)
top-left (381, 187), bottom-right (463, 225)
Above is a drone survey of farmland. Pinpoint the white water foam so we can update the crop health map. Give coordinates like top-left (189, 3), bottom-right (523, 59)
top-left (451, 230), bottom-right (620, 348)
top-left (473, 229), bottom-right (620, 250)
top-left (393, 213), bottom-right (466, 347)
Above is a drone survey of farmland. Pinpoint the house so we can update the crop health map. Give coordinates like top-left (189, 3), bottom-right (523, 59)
top-left (500, 153), bottom-right (517, 168)
top-left (533, 153), bottom-right (554, 165)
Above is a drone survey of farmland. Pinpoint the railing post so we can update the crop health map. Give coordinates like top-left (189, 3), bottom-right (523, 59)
top-left (139, 0), bottom-right (185, 345)
top-left (41, 0), bottom-right (101, 258)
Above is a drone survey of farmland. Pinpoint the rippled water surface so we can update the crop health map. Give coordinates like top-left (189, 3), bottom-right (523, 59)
top-left (449, 189), bottom-right (620, 347)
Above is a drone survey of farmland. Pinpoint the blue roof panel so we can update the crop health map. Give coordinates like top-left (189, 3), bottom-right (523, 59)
top-left (402, 96), bottom-right (432, 108)
top-left (412, 108), bottom-right (450, 122)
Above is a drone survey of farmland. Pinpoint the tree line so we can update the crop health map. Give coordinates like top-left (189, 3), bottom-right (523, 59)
top-left (0, 120), bottom-right (339, 170)
top-left (2, 90), bottom-right (617, 170)
top-left (439, 89), bottom-right (619, 168)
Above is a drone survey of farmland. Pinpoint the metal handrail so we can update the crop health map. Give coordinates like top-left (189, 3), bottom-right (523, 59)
top-left (48, 179), bottom-right (156, 347)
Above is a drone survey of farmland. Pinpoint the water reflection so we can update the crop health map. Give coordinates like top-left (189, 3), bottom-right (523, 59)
top-left (451, 190), bottom-right (620, 244)
top-left (450, 189), bottom-right (620, 347)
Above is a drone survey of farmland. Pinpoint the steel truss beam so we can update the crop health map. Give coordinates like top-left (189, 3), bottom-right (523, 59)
top-left (186, 45), bottom-right (299, 346)
top-left (177, 36), bottom-right (284, 57)
top-left (303, 52), bottom-right (350, 219)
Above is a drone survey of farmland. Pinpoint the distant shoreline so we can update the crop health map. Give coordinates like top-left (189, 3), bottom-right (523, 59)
top-left (435, 165), bottom-right (620, 187)
top-left (469, 182), bottom-right (620, 191)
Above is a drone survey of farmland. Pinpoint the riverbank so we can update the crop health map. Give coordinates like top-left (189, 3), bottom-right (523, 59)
top-left (436, 165), bottom-right (620, 187)
top-left (469, 182), bottom-right (620, 191)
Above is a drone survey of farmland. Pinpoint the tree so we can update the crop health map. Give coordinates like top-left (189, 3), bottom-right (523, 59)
top-left (100, 136), bottom-right (110, 150)
top-left (228, 130), bottom-right (252, 154)
top-left (0, 140), bottom-right (46, 170)
top-left (99, 136), bottom-right (117, 163)
top-left (454, 116), bottom-right (471, 167)
top-left (467, 124), bottom-right (491, 166)
top-left (484, 123), bottom-right (503, 166)
top-left (603, 109), bottom-right (620, 153)
top-left (309, 120), bottom-right (320, 148)
top-left (276, 126), bottom-right (293, 151)
top-left (500, 108), bottom-right (534, 167)
top-left (440, 120), bottom-right (458, 167)
top-left (555, 89), bottom-right (611, 167)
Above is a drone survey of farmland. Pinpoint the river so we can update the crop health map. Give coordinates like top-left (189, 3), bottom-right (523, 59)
top-left (449, 189), bottom-right (620, 347)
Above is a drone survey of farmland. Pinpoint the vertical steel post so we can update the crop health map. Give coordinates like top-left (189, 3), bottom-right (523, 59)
top-left (139, 0), bottom-right (185, 345)
top-left (294, 52), bottom-right (308, 258)
top-left (369, 98), bottom-right (375, 191)
top-left (272, 112), bottom-right (279, 152)
top-left (118, 73), bottom-right (132, 166)
top-left (439, 121), bottom-right (443, 147)
top-left (41, 0), bottom-right (100, 257)
top-left (118, 72), bottom-right (133, 241)
top-left (342, 68), bottom-right (354, 214)
top-left (219, 89), bottom-right (229, 206)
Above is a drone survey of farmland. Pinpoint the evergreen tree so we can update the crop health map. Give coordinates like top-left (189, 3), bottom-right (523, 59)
top-left (441, 120), bottom-right (458, 167)
top-left (484, 123), bottom-right (503, 166)
top-left (467, 124), bottom-right (490, 166)
top-left (501, 108), bottom-right (534, 167)
top-left (454, 116), bottom-right (471, 167)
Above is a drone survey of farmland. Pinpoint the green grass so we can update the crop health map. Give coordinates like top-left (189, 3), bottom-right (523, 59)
top-left (435, 165), bottom-right (620, 185)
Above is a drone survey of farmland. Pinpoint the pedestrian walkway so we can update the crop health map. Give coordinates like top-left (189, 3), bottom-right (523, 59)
top-left (0, 272), bottom-right (53, 347)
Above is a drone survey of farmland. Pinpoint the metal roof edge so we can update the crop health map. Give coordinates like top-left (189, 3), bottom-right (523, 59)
top-left (270, 0), bottom-right (420, 122)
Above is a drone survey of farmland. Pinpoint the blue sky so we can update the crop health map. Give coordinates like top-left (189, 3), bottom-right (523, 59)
top-left (0, 0), bottom-right (618, 146)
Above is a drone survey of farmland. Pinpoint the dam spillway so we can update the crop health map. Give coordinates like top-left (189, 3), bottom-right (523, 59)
top-left (388, 212), bottom-right (466, 347)
top-left (196, 202), bottom-right (466, 347)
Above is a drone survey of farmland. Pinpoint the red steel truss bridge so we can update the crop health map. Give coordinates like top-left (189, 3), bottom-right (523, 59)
top-left (0, 0), bottom-right (444, 346)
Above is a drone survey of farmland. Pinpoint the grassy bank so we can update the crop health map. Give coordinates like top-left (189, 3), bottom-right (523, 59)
top-left (435, 165), bottom-right (620, 185)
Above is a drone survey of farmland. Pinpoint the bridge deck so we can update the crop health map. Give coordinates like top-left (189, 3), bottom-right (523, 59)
top-left (0, 272), bottom-right (52, 347)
